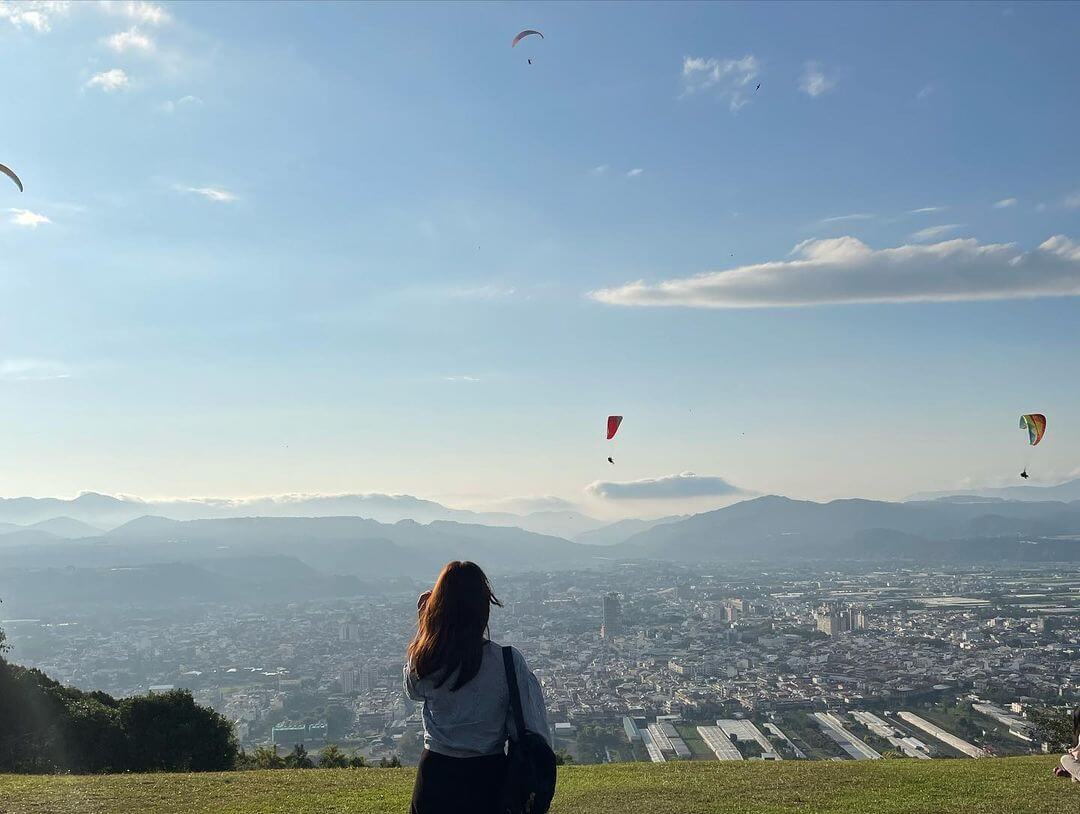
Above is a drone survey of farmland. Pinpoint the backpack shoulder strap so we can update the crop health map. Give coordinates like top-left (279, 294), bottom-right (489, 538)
top-left (502, 645), bottom-right (527, 739)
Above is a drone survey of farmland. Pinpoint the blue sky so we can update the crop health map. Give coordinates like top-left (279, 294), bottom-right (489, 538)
top-left (0, 1), bottom-right (1078, 517)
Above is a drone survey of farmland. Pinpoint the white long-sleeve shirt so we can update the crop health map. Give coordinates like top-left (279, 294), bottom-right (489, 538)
top-left (404, 640), bottom-right (551, 758)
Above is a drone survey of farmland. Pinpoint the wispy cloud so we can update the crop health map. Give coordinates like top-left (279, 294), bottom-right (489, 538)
top-left (911, 223), bottom-right (962, 242)
top-left (799, 61), bottom-right (836, 97)
top-left (819, 213), bottom-right (874, 224)
top-left (0, 1), bottom-right (66, 33)
top-left (1064, 191), bottom-right (1080, 209)
top-left (479, 495), bottom-right (581, 514)
top-left (586, 472), bottom-right (744, 501)
top-left (626, 168), bottom-right (644, 178)
top-left (588, 234), bottom-right (1080, 309)
top-left (445, 284), bottom-right (516, 300)
top-left (589, 164), bottom-right (609, 176)
top-left (442, 375), bottom-right (480, 383)
top-left (994, 198), bottom-right (1017, 209)
top-left (8, 208), bottom-right (51, 228)
top-left (85, 68), bottom-right (130, 92)
top-left (159, 94), bottom-right (202, 114)
top-left (681, 54), bottom-right (760, 112)
top-left (910, 206), bottom-right (946, 214)
top-left (0, 359), bottom-right (71, 382)
top-left (916, 83), bottom-right (936, 101)
top-left (178, 185), bottom-right (238, 203)
top-left (98, 1), bottom-right (170, 26)
top-left (105, 26), bottom-right (153, 52)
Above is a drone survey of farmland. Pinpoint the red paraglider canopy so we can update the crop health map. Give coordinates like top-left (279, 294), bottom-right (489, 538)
top-left (606, 415), bottom-right (623, 440)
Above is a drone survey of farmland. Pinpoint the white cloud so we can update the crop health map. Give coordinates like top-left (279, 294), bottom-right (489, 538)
top-left (0, 359), bottom-right (70, 381)
top-left (588, 234), bottom-right (1080, 309)
top-left (681, 54), bottom-right (760, 112)
top-left (445, 284), bottom-right (515, 300)
top-left (442, 375), bottom-right (480, 383)
top-left (159, 94), bottom-right (202, 113)
top-left (994, 198), bottom-right (1017, 209)
top-left (105, 26), bottom-right (152, 52)
top-left (626, 168), bottom-right (643, 178)
top-left (819, 213), bottom-right (874, 224)
top-left (97, 0), bottom-right (170, 26)
top-left (85, 68), bottom-right (130, 92)
top-left (590, 164), bottom-right (609, 176)
top-left (1064, 191), bottom-right (1080, 209)
top-left (799, 61), bottom-right (836, 97)
top-left (910, 206), bottom-right (945, 214)
top-left (8, 208), bottom-right (51, 228)
top-left (0, 1), bottom-right (68, 33)
top-left (179, 186), bottom-right (237, 203)
top-left (586, 472), bottom-right (744, 501)
top-left (916, 83), bottom-right (935, 101)
top-left (910, 223), bottom-right (962, 242)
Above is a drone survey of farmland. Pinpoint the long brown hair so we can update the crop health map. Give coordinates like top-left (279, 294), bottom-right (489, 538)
top-left (407, 561), bottom-right (502, 691)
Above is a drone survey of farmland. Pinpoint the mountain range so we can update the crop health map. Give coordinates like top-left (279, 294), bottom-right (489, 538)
top-left (908, 477), bottom-right (1080, 503)
top-left (0, 492), bottom-right (610, 541)
top-left (2, 490), bottom-right (1079, 613)
top-left (615, 494), bottom-right (1080, 561)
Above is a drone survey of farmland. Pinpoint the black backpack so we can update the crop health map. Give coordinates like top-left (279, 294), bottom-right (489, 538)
top-left (501, 646), bottom-right (557, 814)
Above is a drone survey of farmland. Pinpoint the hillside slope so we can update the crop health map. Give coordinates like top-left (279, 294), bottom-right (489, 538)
top-left (0, 757), bottom-right (1072, 814)
top-left (615, 495), bottom-right (1080, 560)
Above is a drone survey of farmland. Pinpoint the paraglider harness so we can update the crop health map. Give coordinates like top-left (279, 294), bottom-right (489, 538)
top-left (501, 646), bottom-right (557, 814)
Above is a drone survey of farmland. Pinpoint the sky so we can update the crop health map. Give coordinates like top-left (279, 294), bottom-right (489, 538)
top-left (1, 0), bottom-right (1079, 519)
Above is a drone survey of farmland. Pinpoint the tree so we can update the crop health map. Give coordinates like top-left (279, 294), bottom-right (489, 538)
top-left (348, 753), bottom-right (368, 768)
top-left (319, 744), bottom-right (350, 768)
top-left (378, 755), bottom-right (402, 768)
top-left (121, 690), bottom-right (237, 772)
top-left (65, 698), bottom-right (126, 773)
top-left (250, 745), bottom-right (285, 769)
top-left (284, 743), bottom-right (314, 769)
top-left (554, 751), bottom-right (573, 765)
top-left (1029, 707), bottom-right (1076, 752)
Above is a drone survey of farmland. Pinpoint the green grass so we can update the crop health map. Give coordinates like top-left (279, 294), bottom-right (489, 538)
top-left (0, 757), bottom-right (1075, 814)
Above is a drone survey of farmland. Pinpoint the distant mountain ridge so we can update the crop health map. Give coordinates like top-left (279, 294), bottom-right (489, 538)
top-left (908, 477), bottom-right (1080, 503)
top-left (616, 494), bottom-right (1080, 561)
top-left (0, 491), bottom-right (606, 539)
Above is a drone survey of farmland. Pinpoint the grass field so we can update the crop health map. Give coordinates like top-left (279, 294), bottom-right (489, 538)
top-left (1, 756), bottom-right (1075, 814)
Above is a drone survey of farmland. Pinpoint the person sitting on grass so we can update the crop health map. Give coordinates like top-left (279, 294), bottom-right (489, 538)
top-left (1054, 707), bottom-right (1080, 782)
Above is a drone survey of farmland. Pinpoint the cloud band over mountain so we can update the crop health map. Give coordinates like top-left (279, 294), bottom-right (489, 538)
top-left (589, 235), bottom-right (1080, 309)
top-left (586, 472), bottom-right (744, 501)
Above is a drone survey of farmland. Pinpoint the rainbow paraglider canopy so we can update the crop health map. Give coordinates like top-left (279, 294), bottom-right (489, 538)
top-left (1020, 413), bottom-right (1046, 446)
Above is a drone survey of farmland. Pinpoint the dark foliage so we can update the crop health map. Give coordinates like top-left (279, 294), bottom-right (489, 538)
top-left (0, 621), bottom-right (237, 775)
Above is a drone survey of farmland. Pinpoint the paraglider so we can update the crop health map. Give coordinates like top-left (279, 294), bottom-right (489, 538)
top-left (1019, 413), bottom-right (1046, 479)
top-left (0, 163), bottom-right (23, 193)
top-left (605, 416), bottom-right (622, 464)
top-left (511, 30), bottom-right (543, 47)
top-left (606, 415), bottom-right (622, 440)
top-left (1020, 414), bottom-right (1046, 446)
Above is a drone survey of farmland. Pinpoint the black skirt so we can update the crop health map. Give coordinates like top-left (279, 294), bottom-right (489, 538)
top-left (410, 748), bottom-right (507, 814)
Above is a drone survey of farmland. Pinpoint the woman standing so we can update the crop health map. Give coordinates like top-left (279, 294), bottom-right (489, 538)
top-left (404, 561), bottom-right (550, 814)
